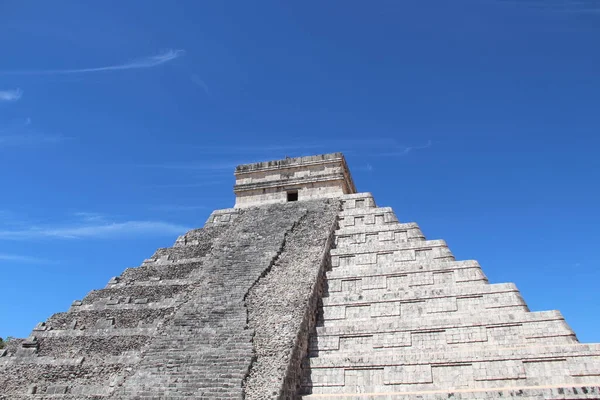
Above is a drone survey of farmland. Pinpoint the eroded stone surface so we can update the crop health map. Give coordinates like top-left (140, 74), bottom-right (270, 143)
top-left (0, 199), bottom-right (339, 400)
top-left (302, 192), bottom-right (600, 399)
top-left (1, 153), bottom-right (599, 400)
top-left (244, 201), bottom-right (339, 400)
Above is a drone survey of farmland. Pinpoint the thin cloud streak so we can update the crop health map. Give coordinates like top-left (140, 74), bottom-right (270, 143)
top-left (353, 163), bottom-right (374, 172)
top-left (0, 49), bottom-right (184, 75)
top-left (377, 140), bottom-right (433, 156)
top-left (493, 0), bottom-right (600, 13)
top-left (149, 205), bottom-right (209, 212)
top-left (191, 74), bottom-right (210, 95)
top-left (0, 134), bottom-right (68, 147)
top-left (141, 138), bottom-right (432, 172)
top-left (0, 220), bottom-right (190, 240)
top-left (72, 212), bottom-right (106, 222)
top-left (0, 253), bottom-right (54, 264)
top-left (142, 181), bottom-right (223, 189)
top-left (0, 89), bottom-right (23, 101)
top-left (138, 162), bottom-right (239, 171)
top-left (193, 139), bottom-right (398, 154)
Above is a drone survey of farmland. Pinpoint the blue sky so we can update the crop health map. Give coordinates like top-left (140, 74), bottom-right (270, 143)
top-left (0, 1), bottom-right (598, 342)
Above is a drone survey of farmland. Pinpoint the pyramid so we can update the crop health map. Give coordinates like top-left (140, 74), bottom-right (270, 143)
top-left (1, 153), bottom-right (598, 400)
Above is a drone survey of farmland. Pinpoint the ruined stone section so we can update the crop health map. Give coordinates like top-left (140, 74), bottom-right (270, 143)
top-left (234, 153), bottom-right (356, 208)
top-left (302, 192), bottom-right (600, 398)
top-left (0, 200), bottom-right (339, 399)
top-left (244, 200), bottom-right (339, 400)
top-left (112, 200), bottom-right (339, 399)
top-left (0, 224), bottom-right (227, 400)
top-left (203, 207), bottom-right (241, 227)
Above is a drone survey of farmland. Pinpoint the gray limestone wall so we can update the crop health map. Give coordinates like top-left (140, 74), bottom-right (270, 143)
top-left (302, 193), bottom-right (600, 399)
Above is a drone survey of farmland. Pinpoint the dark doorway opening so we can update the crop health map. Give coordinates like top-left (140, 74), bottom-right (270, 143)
top-left (287, 191), bottom-right (298, 202)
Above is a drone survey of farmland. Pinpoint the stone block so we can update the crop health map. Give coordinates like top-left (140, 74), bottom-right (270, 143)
top-left (384, 364), bottom-right (433, 384)
top-left (373, 332), bottom-right (411, 348)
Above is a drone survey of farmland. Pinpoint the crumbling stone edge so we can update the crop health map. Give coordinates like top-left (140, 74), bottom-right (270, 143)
top-left (241, 209), bottom-right (310, 399)
top-left (280, 205), bottom-right (340, 399)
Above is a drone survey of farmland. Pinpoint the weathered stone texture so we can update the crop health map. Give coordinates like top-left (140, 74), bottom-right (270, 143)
top-left (234, 153), bottom-right (355, 208)
top-left (0, 198), bottom-right (339, 400)
top-left (302, 192), bottom-right (600, 399)
top-left (113, 200), bottom-right (339, 399)
top-left (243, 201), bottom-right (339, 400)
top-left (2, 153), bottom-right (599, 400)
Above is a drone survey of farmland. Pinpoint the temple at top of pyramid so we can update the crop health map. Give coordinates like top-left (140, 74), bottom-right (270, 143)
top-left (1, 153), bottom-right (599, 400)
top-left (233, 152), bottom-right (357, 207)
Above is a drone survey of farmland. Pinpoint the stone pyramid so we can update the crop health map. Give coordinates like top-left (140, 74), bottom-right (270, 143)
top-left (1, 153), bottom-right (599, 400)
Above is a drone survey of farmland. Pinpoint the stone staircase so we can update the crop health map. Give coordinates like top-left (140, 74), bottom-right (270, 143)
top-left (301, 193), bottom-right (600, 399)
top-left (0, 224), bottom-right (230, 399)
top-left (0, 199), bottom-right (341, 399)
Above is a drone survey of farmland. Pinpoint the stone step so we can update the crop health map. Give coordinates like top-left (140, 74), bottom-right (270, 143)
top-left (109, 277), bottom-right (196, 288)
top-left (0, 355), bottom-right (86, 366)
top-left (325, 263), bottom-right (487, 293)
top-left (81, 282), bottom-right (191, 305)
top-left (331, 239), bottom-right (450, 257)
top-left (72, 297), bottom-right (180, 312)
top-left (310, 325), bottom-right (577, 356)
top-left (119, 259), bottom-right (211, 284)
top-left (326, 259), bottom-right (484, 279)
top-left (339, 206), bottom-right (395, 217)
top-left (46, 307), bottom-right (175, 330)
top-left (331, 243), bottom-right (454, 268)
top-left (332, 246), bottom-right (456, 263)
top-left (31, 325), bottom-right (157, 339)
top-left (320, 284), bottom-right (527, 321)
top-left (306, 343), bottom-right (600, 367)
top-left (335, 224), bottom-right (426, 247)
top-left (143, 225), bottom-right (224, 263)
top-left (338, 208), bottom-right (399, 229)
top-left (322, 282), bottom-right (523, 307)
top-left (302, 384), bottom-right (600, 399)
top-left (33, 336), bottom-right (150, 360)
top-left (203, 208), bottom-right (241, 226)
top-left (314, 310), bottom-right (572, 337)
top-left (340, 193), bottom-right (378, 210)
top-left (305, 354), bottom-right (600, 393)
top-left (311, 336), bottom-right (580, 359)
top-left (335, 221), bottom-right (420, 235)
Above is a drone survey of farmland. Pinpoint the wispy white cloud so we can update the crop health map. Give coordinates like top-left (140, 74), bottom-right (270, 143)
top-left (0, 133), bottom-right (67, 148)
top-left (0, 49), bottom-right (185, 75)
top-left (192, 140), bottom-right (393, 155)
top-left (142, 181), bottom-right (223, 189)
top-left (72, 212), bottom-right (106, 222)
top-left (0, 253), bottom-right (54, 264)
top-left (191, 74), bottom-right (210, 95)
top-left (138, 161), bottom-right (239, 171)
top-left (0, 218), bottom-right (190, 240)
top-left (140, 138), bottom-right (433, 173)
top-left (148, 205), bottom-right (209, 212)
top-left (353, 163), bottom-right (374, 172)
top-left (0, 89), bottom-right (23, 102)
top-left (0, 221), bottom-right (189, 240)
top-left (377, 140), bottom-right (433, 157)
top-left (492, 0), bottom-right (600, 13)
top-left (0, 118), bottom-right (69, 148)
